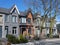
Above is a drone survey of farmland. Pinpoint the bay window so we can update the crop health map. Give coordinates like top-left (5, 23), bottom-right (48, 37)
top-left (21, 18), bottom-right (26, 23)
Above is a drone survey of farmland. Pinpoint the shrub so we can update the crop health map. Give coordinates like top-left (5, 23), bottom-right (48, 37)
top-left (6, 34), bottom-right (20, 44)
top-left (19, 34), bottom-right (28, 43)
top-left (34, 36), bottom-right (40, 40)
top-left (53, 35), bottom-right (59, 38)
top-left (6, 34), bottom-right (28, 44)
top-left (47, 34), bottom-right (50, 38)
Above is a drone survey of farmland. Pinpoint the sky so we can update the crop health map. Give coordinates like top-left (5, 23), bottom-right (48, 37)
top-left (0, 0), bottom-right (60, 24)
top-left (0, 0), bottom-right (27, 11)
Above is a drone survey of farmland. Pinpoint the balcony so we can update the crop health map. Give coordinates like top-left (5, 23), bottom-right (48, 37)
top-left (19, 22), bottom-right (34, 26)
top-left (19, 18), bottom-right (34, 26)
top-left (19, 17), bottom-right (26, 24)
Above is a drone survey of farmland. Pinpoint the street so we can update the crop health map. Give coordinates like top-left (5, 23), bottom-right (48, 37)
top-left (34, 41), bottom-right (60, 45)
top-left (33, 39), bottom-right (60, 45)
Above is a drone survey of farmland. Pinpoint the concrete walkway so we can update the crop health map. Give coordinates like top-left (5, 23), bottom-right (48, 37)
top-left (41, 38), bottom-right (60, 42)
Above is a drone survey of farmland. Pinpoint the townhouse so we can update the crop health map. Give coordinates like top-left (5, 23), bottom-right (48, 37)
top-left (34, 13), bottom-right (57, 38)
top-left (0, 5), bottom-right (35, 38)
top-left (0, 4), bottom-right (57, 38)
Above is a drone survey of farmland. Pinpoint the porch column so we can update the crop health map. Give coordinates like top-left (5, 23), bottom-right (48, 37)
top-left (31, 27), bottom-right (34, 36)
top-left (20, 27), bottom-right (22, 34)
top-left (26, 28), bottom-right (28, 36)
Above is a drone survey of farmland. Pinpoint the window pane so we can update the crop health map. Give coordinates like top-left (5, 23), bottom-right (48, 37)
top-left (27, 18), bottom-right (31, 24)
top-left (16, 17), bottom-right (17, 22)
top-left (12, 16), bottom-right (15, 22)
top-left (12, 27), bottom-right (16, 34)
top-left (21, 18), bottom-right (26, 23)
top-left (12, 30), bottom-right (14, 34)
top-left (5, 15), bottom-right (9, 22)
top-left (12, 16), bottom-right (17, 22)
top-left (5, 26), bottom-right (8, 34)
top-left (15, 30), bottom-right (16, 34)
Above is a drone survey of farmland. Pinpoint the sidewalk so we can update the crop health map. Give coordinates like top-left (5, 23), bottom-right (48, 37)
top-left (11, 38), bottom-right (60, 45)
top-left (41, 38), bottom-right (60, 42)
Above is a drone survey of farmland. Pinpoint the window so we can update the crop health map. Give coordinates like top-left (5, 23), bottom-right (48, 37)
top-left (21, 18), bottom-right (26, 23)
top-left (27, 18), bottom-right (31, 24)
top-left (12, 27), bottom-right (16, 34)
top-left (5, 26), bottom-right (8, 34)
top-left (46, 23), bottom-right (50, 27)
top-left (0, 15), bottom-right (3, 22)
top-left (5, 15), bottom-right (9, 22)
top-left (28, 28), bottom-right (31, 34)
top-left (12, 16), bottom-right (17, 22)
top-left (46, 28), bottom-right (49, 34)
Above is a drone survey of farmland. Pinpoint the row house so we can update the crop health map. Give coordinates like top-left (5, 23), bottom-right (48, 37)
top-left (0, 5), bottom-right (35, 38)
top-left (0, 4), bottom-right (57, 38)
top-left (34, 13), bottom-right (57, 37)
top-left (0, 5), bottom-right (20, 38)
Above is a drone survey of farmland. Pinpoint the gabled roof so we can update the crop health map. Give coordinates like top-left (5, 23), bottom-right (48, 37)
top-left (19, 8), bottom-right (33, 17)
top-left (10, 4), bottom-right (20, 14)
top-left (33, 12), bottom-right (41, 19)
top-left (19, 12), bottom-right (26, 16)
top-left (0, 7), bottom-right (10, 14)
top-left (0, 4), bottom-right (20, 14)
top-left (26, 8), bottom-right (33, 17)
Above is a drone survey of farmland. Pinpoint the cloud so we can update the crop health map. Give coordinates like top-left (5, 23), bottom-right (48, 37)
top-left (56, 22), bottom-right (60, 24)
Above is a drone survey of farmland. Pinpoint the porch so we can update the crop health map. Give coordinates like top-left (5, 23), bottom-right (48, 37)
top-left (19, 25), bottom-right (34, 37)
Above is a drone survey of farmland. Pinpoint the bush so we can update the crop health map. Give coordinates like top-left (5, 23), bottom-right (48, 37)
top-left (34, 36), bottom-right (40, 40)
top-left (19, 34), bottom-right (28, 43)
top-left (47, 34), bottom-right (50, 38)
top-left (53, 35), bottom-right (59, 38)
top-left (6, 34), bottom-right (28, 44)
top-left (6, 34), bottom-right (20, 44)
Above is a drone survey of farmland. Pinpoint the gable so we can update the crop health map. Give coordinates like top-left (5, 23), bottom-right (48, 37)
top-left (27, 12), bottom-right (33, 19)
top-left (10, 5), bottom-right (20, 14)
top-left (11, 8), bottom-right (18, 14)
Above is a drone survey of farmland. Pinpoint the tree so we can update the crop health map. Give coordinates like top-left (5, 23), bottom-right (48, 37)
top-left (24, 0), bottom-right (60, 38)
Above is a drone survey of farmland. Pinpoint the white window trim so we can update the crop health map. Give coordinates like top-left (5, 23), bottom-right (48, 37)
top-left (12, 16), bottom-right (17, 23)
top-left (12, 27), bottom-right (17, 35)
top-left (21, 18), bottom-right (26, 23)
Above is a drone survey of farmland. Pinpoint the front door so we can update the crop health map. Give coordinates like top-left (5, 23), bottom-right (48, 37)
top-left (22, 28), bottom-right (26, 34)
top-left (0, 26), bottom-right (2, 38)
